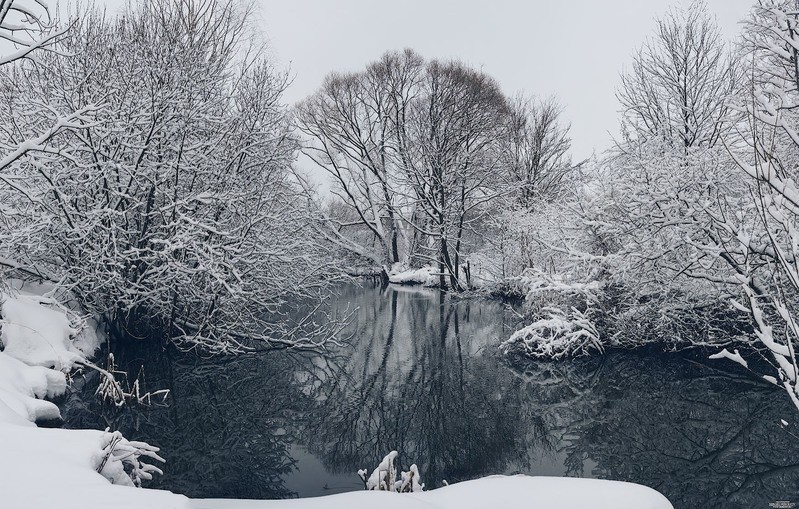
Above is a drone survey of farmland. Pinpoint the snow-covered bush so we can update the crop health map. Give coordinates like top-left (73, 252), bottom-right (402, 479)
top-left (501, 269), bottom-right (603, 358)
top-left (501, 306), bottom-right (601, 359)
top-left (358, 450), bottom-right (425, 493)
top-left (90, 353), bottom-right (169, 407)
top-left (96, 429), bottom-right (165, 487)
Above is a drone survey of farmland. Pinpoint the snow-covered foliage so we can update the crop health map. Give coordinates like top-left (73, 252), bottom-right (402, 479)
top-left (706, 0), bottom-right (799, 412)
top-left (0, 1), bottom-right (68, 67)
top-left (502, 306), bottom-right (600, 359)
top-left (501, 269), bottom-right (602, 358)
top-left (359, 450), bottom-right (398, 491)
top-left (398, 464), bottom-right (424, 493)
top-left (358, 451), bottom-right (424, 493)
top-left (90, 353), bottom-right (170, 407)
top-left (500, 2), bottom-right (757, 359)
top-left (0, 0), bottom-right (343, 353)
top-left (97, 429), bottom-right (165, 487)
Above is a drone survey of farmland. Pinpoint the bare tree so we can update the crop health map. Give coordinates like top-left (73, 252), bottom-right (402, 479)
top-left (504, 95), bottom-right (578, 209)
top-left (404, 60), bottom-right (509, 289)
top-left (617, 0), bottom-right (736, 148)
top-left (298, 53), bottom-right (510, 289)
top-left (296, 50), bottom-right (424, 272)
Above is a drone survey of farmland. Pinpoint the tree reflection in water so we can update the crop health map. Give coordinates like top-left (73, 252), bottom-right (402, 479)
top-left (302, 285), bottom-right (545, 487)
top-left (60, 284), bottom-right (799, 508)
top-left (61, 345), bottom-right (315, 499)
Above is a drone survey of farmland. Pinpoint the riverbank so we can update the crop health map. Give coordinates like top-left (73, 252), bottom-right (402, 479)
top-left (0, 286), bottom-right (675, 509)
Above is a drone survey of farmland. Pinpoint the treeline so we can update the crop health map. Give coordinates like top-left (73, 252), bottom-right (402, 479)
top-left (2, 0), bottom-right (799, 413)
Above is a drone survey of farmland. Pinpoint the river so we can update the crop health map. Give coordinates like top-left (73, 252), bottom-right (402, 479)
top-left (60, 283), bottom-right (799, 508)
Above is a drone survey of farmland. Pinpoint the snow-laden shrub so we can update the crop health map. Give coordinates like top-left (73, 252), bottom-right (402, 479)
top-left (502, 269), bottom-right (603, 359)
top-left (96, 429), bottom-right (164, 487)
top-left (501, 306), bottom-right (601, 359)
top-left (358, 450), bottom-right (424, 493)
top-left (0, 1), bottom-right (344, 354)
top-left (90, 353), bottom-right (169, 407)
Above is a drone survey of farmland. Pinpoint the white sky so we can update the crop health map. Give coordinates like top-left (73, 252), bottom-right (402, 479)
top-left (95, 0), bottom-right (755, 162)
top-left (253, 0), bottom-right (753, 160)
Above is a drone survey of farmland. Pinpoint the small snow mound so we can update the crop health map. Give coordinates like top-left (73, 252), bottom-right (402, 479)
top-left (0, 351), bottom-right (66, 423)
top-left (0, 293), bottom-right (86, 370)
top-left (388, 264), bottom-right (437, 286)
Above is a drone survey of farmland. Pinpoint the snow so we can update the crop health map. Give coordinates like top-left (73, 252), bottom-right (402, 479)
top-left (0, 292), bottom-right (86, 370)
top-left (387, 264), bottom-right (437, 286)
top-left (0, 351), bottom-right (65, 423)
top-left (708, 348), bottom-right (748, 369)
top-left (193, 476), bottom-right (673, 509)
top-left (0, 424), bottom-right (188, 509)
top-left (0, 290), bottom-right (674, 509)
top-left (0, 290), bottom-right (185, 509)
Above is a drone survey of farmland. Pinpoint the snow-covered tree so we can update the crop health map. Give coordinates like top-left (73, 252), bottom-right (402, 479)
top-left (0, 0), bottom-right (342, 352)
top-left (0, 0), bottom-right (67, 66)
top-left (0, 0), bottom-right (98, 220)
top-left (710, 0), bottom-right (799, 411)
top-left (617, 0), bottom-right (737, 148)
top-left (296, 50), bottom-right (424, 271)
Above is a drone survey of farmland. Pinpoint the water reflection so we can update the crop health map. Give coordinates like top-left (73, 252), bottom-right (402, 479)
top-left (62, 347), bottom-right (314, 498)
top-left (511, 354), bottom-right (799, 509)
top-left (60, 284), bottom-right (799, 508)
top-left (301, 286), bottom-right (541, 486)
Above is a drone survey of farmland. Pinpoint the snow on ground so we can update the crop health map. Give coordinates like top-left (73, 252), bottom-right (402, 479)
top-left (387, 264), bottom-right (437, 286)
top-left (0, 290), bottom-right (189, 509)
top-left (0, 288), bottom-right (674, 509)
top-left (0, 424), bottom-right (189, 509)
top-left (1, 293), bottom-right (86, 369)
top-left (193, 476), bottom-right (673, 509)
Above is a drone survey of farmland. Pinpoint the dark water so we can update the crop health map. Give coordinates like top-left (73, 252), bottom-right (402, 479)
top-left (60, 284), bottom-right (799, 508)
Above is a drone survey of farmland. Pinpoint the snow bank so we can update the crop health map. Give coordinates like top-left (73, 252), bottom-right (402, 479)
top-left (0, 423), bottom-right (188, 509)
top-left (193, 476), bottom-right (673, 509)
top-left (0, 351), bottom-right (65, 423)
top-left (0, 290), bottom-right (186, 509)
top-left (0, 291), bottom-right (97, 424)
top-left (387, 264), bottom-right (437, 286)
top-left (0, 292), bottom-right (93, 370)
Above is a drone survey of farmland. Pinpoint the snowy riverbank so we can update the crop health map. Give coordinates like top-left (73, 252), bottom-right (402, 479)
top-left (0, 288), bottom-right (674, 509)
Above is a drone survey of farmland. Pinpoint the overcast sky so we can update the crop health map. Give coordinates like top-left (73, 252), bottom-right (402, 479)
top-left (251, 0), bottom-right (753, 161)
